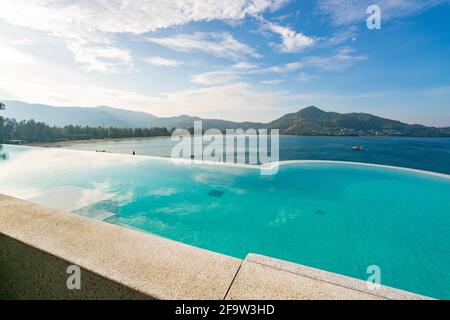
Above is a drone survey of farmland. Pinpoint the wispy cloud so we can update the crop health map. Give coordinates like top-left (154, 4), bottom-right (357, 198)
top-left (67, 44), bottom-right (133, 73)
top-left (154, 82), bottom-right (298, 120)
top-left (2, 45), bottom-right (448, 126)
top-left (0, 0), bottom-right (286, 71)
top-left (10, 38), bottom-right (35, 46)
top-left (0, 68), bottom-right (297, 122)
top-left (147, 32), bottom-right (260, 60)
top-left (300, 47), bottom-right (367, 71)
top-left (297, 72), bottom-right (321, 82)
top-left (265, 47), bottom-right (367, 73)
top-left (143, 56), bottom-right (183, 67)
top-left (0, 44), bottom-right (33, 64)
top-left (265, 61), bottom-right (303, 73)
top-left (324, 26), bottom-right (358, 46)
top-left (316, 0), bottom-right (447, 25)
top-left (232, 62), bottom-right (259, 70)
top-left (191, 71), bottom-right (241, 85)
top-left (261, 79), bottom-right (283, 84)
top-left (267, 22), bottom-right (315, 53)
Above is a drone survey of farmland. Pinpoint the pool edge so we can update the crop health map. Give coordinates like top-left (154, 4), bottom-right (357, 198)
top-left (226, 254), bottom-right (431, 300)
top-left (5, 144), bottom-right (450, 180)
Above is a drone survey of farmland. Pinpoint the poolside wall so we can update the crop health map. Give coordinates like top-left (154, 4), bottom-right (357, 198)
top-left (0, 234), bottom-right (149, 299)
top-left (0, 194), bottom-right (431, 300)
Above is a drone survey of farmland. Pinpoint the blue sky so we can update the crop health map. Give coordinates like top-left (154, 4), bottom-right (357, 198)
top-left (0, 0), bottom-right (449, 125)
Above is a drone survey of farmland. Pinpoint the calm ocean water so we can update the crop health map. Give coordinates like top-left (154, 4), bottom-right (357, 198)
top-left (59, 136), bottom-right (450, 174)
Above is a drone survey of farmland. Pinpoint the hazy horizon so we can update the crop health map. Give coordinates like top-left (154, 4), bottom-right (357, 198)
top-left (3, 99), bottom-right (450, 128)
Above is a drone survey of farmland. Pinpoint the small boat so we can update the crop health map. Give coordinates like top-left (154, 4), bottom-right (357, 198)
top-left (352, 145), bottom-right (365, 151)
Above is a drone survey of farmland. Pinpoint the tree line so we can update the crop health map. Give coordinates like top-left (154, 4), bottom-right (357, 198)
top-left (0, 102), bottom-right (171, 144)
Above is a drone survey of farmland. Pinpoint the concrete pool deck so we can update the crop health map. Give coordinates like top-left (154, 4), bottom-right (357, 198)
top-left (0, 194), bottom-right (431, 300)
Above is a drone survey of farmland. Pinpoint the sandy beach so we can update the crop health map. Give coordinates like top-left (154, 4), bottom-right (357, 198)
top-left (25, 136), bottom-right (171, 148)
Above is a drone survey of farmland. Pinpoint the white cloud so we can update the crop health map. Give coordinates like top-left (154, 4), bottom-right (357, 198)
top-left (297, 72), bottom-right (321, 82)
top-left (2, 45), bottom-right (448, 126)
top-left (316, 0), bottom-right (447, 25)
top-left (265, 61), bottom-right (302, 73)
top-left (261, 79), bottom-right (283, 84)
top-left (147, 32), bottom-right (260, 60)
top-left (232, 62), bottom-right (259, 70)
top-left (0, 45), bottom-right (33, 64)
top-left (191, 71), bottom-right (241, 85)
top-left (0, 0), bottom-right (287, 71)
top-left (10, 38), bottom-right (35, 46)
top-left (0, 43), bottom-right (294, 121)
top-left (265, 47), bottom-right (367, 73)
top-left (155, 82), bottom-right (297, 120)
top-left (301, 47), bottom-right (367, 71)
top-left (143, 56), bottom-right (183, 67)
top-left (0, 62), bottom-right (296, 122)
top-left (67, 44), bottom-right (133, 73)
top-left (267, 22), bottom-right (315, 53)
top-left (324, 26), bottom-right (358, 46)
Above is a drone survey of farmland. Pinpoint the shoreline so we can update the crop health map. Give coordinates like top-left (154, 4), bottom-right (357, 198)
top-left (24, 135), bottom-right (172, 147)
top-left (24, 134), bottom-right (450, 148)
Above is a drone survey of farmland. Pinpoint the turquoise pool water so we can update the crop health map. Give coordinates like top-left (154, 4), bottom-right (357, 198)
top-left (1, 145), bottom-right (450, 299)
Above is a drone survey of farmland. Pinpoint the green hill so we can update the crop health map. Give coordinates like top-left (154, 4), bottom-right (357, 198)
top-left (267, 106), bottom-right (450, 137)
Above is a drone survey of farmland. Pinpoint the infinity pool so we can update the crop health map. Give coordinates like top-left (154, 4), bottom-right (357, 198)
top-left (1, 145), bottom-right (450, 299)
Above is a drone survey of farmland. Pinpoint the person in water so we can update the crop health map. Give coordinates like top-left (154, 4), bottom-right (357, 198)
top-left (132, 150), bottom-right (135, 155)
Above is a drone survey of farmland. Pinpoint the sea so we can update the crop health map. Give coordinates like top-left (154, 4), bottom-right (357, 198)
top-left (53, 135), bottom-right (450, 175)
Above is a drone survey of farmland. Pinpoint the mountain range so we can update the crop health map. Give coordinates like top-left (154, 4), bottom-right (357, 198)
top-left (2, 100), bottom-right (449, 137)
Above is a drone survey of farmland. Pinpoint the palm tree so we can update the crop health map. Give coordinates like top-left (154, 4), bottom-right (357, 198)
top-left (0, 102), bottom-right (5, 111)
